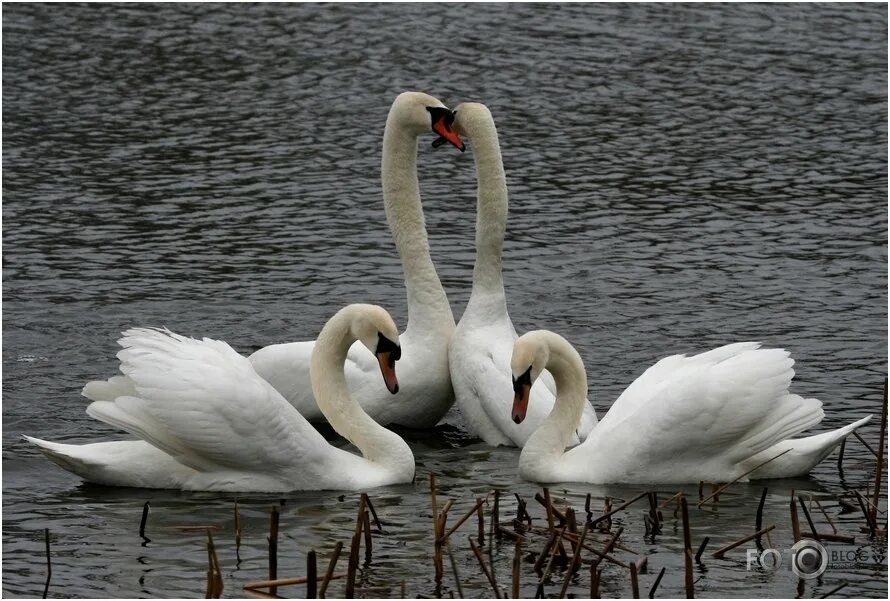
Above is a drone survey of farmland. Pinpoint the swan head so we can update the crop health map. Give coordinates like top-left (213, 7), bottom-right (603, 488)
top-left (390, 91), bottom-right (465, 151)
top-left (451, 102), bottom-right (493, 140)
top-left (349, 304), bottom-right (402, 395)
top-left (510, 332), bottom-right (550, 424)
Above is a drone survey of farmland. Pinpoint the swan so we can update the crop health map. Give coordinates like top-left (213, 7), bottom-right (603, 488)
top-left (83, 91), bottom-right (465, 430)
top-left (25, 304), bottom-right (415, 491)
top-left (447, 102), bottom-right (597, 447)
top-left (510, 330), bottom-right (872, 484)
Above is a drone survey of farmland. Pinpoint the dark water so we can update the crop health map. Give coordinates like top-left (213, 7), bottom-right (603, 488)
top-left (3, 3), bottom-right (887, 598)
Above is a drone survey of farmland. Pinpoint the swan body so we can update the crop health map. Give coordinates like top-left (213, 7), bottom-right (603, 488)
top-left (511, 331), bottom-right (871, 484)
top-left (83, 92), bottom-right (463, 429)
top-left (448, 103), bottom-right (597, 447)
top-left (26, 305), bottom-right (415, 491)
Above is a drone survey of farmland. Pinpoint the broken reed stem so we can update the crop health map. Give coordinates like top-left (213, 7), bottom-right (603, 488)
top-left (543, 488), bottom-right (555, 530)
top-left (853, 431), bottom-right (879, 458)
top-left (854, 490), bottom-right (877, 533)
top-left (534, 526), bottom-right (566, 598)
top-left (42, 528), bottom-right (51, 599)
top-left (469, 536), bottom-right (501, 598)
top-left (648, 566), bottom-right (666, 599)
top-left (493, 490), bottom-right (501, 541)
top-left (439, 497), bottom-right (486, 543)
top-left (306, 550), bottom-right (317, 599)
top-left (318, 541), bottom-right (343, 598)
top-left (429, 474), bottom-right (443, 584)
top-left (514, 493), bottom-right (532, 525)
top-left (755, 488), bottom-right (768, 533)
top-left (680, 495), bottom-right (694, 599)
top-left (533, 528), bottom-right (562, 573)
top-left (346, 532), bottom-right (360, 598)
top-left (591, 492), bottom-right (648, 528)
top-left (837, 438), bottom-right (847, 471)
top-left (711, 525), bottom-right (776, 559)
top-left (590, 565), bottom-right (601, 598)
top-left (697, 449), bottom-right (792, 507)
top-left (477, 497), bottom-right (485, 546)
top-left (566, 507), bottom-right (578, 534)
top-left (234, 501), bottom-right (242, 562)
top-left (511, 537), bottom-right (522, 599)
top-left (268, 506), bottom-right (280, 596)
top-left (819, 582), bottom-right (849, 598)
top-left (813, 498), bottom-right (838, 534)
top-left (362, 509), bottom-right (373, 562)
top-left (629, 560), bottom-right (640, 598)
top-left (558, 521), bottom-right (589, 598)
top-left (790, 490), bottom-right (802, 542)
top-left (244, 573), bottom-right (347, 590)
top-left (798, 497), bottom-right (821, 542)
top-left (694, 536), bottom-right (710, 562)
top-left (872, 378), bottom-right (887, 527)
top-left (362, 493), bottom-right (384, 533)
top-left (444, 538), bottom-right (465, 599)
top-left (139, 502), bottom-right (150, 541)
top-left (206, 529), bottom-right (223, 598)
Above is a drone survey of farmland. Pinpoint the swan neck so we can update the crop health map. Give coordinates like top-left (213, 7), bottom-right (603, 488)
top-left (521, 336), bottom-right (589, 471)
top-left (311, 309), bottom-right (413, 468)
top-left (467, 118), bottom-right (508, 302)
top-left (381, 120), bottom-right (453, 330)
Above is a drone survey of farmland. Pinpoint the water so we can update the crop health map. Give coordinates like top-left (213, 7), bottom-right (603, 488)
top-left (3, 3), bottom-right (887, 598)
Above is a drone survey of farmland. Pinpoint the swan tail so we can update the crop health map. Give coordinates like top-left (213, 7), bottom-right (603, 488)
top-left (82, 375), bottom-right (137, 402)
top-left (733, 393), bottom-right (824, 462)
top-left (22, 436), bottom-right (189, 488)
top-left (745, 415), bottom-right (872, 479)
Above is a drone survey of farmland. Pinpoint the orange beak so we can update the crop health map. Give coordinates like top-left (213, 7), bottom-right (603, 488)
top-left (512, 368), bottom-right (532, 424)
top-left (432, 114), bottom-right (465, 152)
top-left (377, 351), bottom-right (399, 394)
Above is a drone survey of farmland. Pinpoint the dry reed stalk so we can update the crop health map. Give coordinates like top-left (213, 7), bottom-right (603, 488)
top-left (346, 532), bottom-right (360, 598)
top-left (819, 582), bottom-right (849, 598)
top-left (755, 488), bottom-right (768, 533)
top-left (244, 573), bottom-right (347, 590)
top-left (533, 528), bottom-right (562, 573)
top-left (680, 495), bottom-right (694, 599)
top-left (511, 537), bottom-right (522, 599)
top-left (798, 497), bottom-right (821, 542)
top-left (42, 528), bottom-right (51, 599)
top-left (871, 378), bottom-right (887, 526)
top-left (813, 498), bottom-right (837, 534)
top-left (444, 538), bottom-right (465, 598)
top-left (853, 490), bottom-right (877, 533)
top-left (697, 450), bottom-right (791, 507)
top-left (362, 493), bottom-right (384, 533)
top-left (566, 507), bottom-right (578, 534)
top-left (244, 590), bottom-right (283, 599)
top-left (305, 550), bottom-right (317, 599)
top-left (234, 500), bottom-right (242, 562)
top-left (477, 497), bottom-right (485, 546)
top-left (139, 502), bottom-right (150, 541)
top-left (853, 431), bottom-right (878, 457)
top-left (493, 490), bottom-right (501, 541)
top-left (470, 536), bottom-right (501, 598)
top-left (206, 529), bottom-right (223, 598)
top-left (533, 527), bottom-right (565, 598)
top-left (362, 509), bottom-right (372, 562)
top-left (318, 541), bottom-right (343, 598)
top-left (591, 492), bottom-right (648, 528)
top-left (558, 521), bottom-right (589, 598)
top-left (694, 537), bottom-right (710, 562)
top-left (630, 560), bottom-right (640, 598)
top-left (438, 497), bottom-right (485, 543)
top-left (543, 488), bottom-right (555, 530)
top-left (268, 506), bottom-right (280, 596)
top-left (429, 474), bottom-right (443, 583)
top-left (801, 531), bottom-right (856, 543)
top-left (790, 491), bottom-right (802, 542)
top-left (837, 438), bottom-right (846, 471)
top-left (711, 525), bottom-right (776, 559)
top-left (590, 565), bottom-right (601, 598)
top-left (648, 566), bottom-right (666, 599)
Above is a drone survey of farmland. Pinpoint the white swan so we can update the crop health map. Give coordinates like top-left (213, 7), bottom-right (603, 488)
top-left (511, 330), bottom-right (871, 484)
top-left (448, 102), bottom-right (597, 447)
top-left (84, 91), bottom-right (465, 430)
top-left (25, 304), bottom-right (415, 491)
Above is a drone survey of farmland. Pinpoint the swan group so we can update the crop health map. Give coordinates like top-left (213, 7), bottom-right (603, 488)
top-left (25, 93), bottom-right (872, 491)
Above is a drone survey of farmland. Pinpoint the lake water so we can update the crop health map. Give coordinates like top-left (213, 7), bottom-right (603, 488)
top-left (2, 3), bottom-right (887, 598)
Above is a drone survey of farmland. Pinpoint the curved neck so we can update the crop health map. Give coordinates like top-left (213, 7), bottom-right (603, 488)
top-left (310, 309), bottom-right (413, 471)
top-left (381, 117), bottom-right (453, 331)
top-left (466, 117), bottom-right (508, 304)
top-left (520, 335), bottom-right (589, 471)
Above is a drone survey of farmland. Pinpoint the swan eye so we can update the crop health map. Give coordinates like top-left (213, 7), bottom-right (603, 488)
top-left (376, 332), bottom-right (401, 361)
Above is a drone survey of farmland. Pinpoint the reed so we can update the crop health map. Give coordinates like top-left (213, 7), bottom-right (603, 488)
top-left (318, 541), bottom-right (343, 598)
top-left (42, 528), bottom-right (51, 600)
